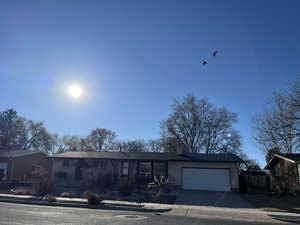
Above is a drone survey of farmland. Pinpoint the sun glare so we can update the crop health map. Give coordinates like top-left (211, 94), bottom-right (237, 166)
top-left (67, 84), bottom-right (82, 99)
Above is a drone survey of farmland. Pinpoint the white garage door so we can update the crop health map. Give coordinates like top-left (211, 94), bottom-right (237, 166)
top-left (182, 168), bottom-right (231, 191)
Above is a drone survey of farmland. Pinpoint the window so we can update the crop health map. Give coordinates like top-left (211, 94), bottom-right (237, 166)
top-left (122, 161), bottom-right (129, 176)
top-left (0, 163), bottom-right (7, 181)
top-left (63, 159), bottom-right (76, 167)
top-left (63, 159), bottom-right (70, 167)
top-left (154, 162), bottom-right (166, 178)
top-left (139, 162), bottom-right (152, 178)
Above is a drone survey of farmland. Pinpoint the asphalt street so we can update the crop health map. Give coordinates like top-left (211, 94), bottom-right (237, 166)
top-left (0, 202), bottom-right (292, 225)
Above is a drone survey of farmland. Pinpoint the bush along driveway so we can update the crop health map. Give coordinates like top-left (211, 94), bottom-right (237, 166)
top-left (241, 192), bottom-right (300, 214)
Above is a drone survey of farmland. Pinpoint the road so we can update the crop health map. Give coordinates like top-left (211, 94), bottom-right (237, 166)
top-left (0, 202), bottom-right (291, 225)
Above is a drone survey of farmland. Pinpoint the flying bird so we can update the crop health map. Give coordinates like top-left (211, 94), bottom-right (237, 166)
top-left (202, 60), bottom-right (208, 66)
top-left (212, 51), bottom-right (218, 56)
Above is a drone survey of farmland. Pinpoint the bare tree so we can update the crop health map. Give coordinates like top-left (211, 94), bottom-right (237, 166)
top-left (0, 109), bottom-right (26, 151)
top-left (147, 139), bottom-right (163, 152)
top-left (239, 153), bottom-right (261, 171)
top-left (254, 92), bottom-right (299, 161)
top-left (58, 135), bottom-right (82, 152)
top-left (22, 120), bottom-right (53, 152)
top-left (116, 140), bottom-right (147, 152)
top-left (0, 109), bottom-right (52, 152)
top-left (87, 128), bottom-right (116, 152)
top-left (202, 108), bottom-right (241, 154)
top-left (288, 82), bottom-right (300, 136)
top-left (289, 81), bottom-right (300, 110)
top-left (48, 134), bottom-right (62, 154)
top-left (160, 136), bottom-right (184, 153)
top-left (161, 95), bottom-right (241, 154)
top-left (265, 147), bottom-right (280, 163)
top-left (50, 134), bottom-right (96, 153)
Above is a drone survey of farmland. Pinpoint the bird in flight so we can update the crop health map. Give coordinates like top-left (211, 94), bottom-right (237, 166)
top-left (212, 51), bottom-right (218, 56)
top-left (200, 51), bottom-right (218, 67)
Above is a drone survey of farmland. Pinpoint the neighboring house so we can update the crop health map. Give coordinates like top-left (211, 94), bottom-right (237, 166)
top-left (51, 151), bottom-right (243, 192)
top-left (0, 151), bottom-right (49, 182)
top-left (265, 154), bottom-right (300, 193)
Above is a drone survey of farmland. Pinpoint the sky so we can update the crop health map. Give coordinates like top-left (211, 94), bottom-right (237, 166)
top-left (1, 0), bottom-right (300, 167)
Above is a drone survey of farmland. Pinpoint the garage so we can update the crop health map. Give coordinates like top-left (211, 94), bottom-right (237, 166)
top-left (182, 168), bottom-right (231, 191)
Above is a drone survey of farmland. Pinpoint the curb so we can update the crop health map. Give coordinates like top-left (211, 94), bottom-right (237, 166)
top-left (0, 197), bottom-right (171, 213)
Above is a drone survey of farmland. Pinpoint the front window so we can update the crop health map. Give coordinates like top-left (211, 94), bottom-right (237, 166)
top-left (63, 159), bottom-right (70, 167)
top-left (154, 162), bottom-right (167, 178)
top-left (122, 161), bottom-right (129, 176)
top-left (0, 163), bottom-right (7, 181)
top-left (139, 162), bottom-right (152, 178)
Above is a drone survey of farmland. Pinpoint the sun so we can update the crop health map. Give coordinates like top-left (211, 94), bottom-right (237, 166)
top-left (67, 84), bottom-right (82, 99)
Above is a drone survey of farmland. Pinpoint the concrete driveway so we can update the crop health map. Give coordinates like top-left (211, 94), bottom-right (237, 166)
top-left (175, 190), bottom-right (252, 208)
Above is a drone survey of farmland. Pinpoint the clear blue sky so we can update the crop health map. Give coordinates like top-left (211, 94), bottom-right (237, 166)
top-left (1, 0), bottom-right (300, 166)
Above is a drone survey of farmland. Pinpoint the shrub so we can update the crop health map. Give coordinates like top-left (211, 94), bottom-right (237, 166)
top-left (32, 167), bottom-right (55, 196)
top-left (34, 178), bottom-right (55, 196)
top-left (96, 192), bottom-right (107, 201)
top-left (118, 181), bottom-right (134, 196)
top-left (24, 190), bottom-right (34, 195)
top-left (152, 189), bottom-right (163, 202)
top-left (83, 191), bottom-right (93, 199)
top-left (83, 191), bottom-right (100, 205)
top-left (47, 195), bottom-right (57, 202)
top-left (151, 189), bottom-right (175, 204)
top-left (12, 187), bottom-right (33, 195)
top-left (136, 175), bottom-right (151, 188)
top-left (148, 176), bottom-right (171, 193)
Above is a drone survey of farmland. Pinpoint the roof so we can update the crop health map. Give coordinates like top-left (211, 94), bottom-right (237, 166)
top-left (0, 151), bottom-right (47, 158)
top-left (280, 153), bottom-right (300, 162)
top-left (179, 152), bottom-right (243, 163)
top-left (265, 153), bottom-right (300, 170)
top-left (51, 151), bottom-right (243, 163)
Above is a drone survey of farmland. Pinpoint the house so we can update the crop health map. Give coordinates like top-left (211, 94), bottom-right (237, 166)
top-left (0, 151), bottom-right (49, 182)
top-left (51, 151), bottom-right (243, 192)
top-left (265, 154), bottom-right (300, 193)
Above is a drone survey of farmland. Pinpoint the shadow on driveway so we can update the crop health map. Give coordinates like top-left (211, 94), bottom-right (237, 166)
top-left (175, 190), bottom-right (252, 208)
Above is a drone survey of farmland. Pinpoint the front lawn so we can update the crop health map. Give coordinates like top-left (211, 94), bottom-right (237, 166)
top-left (241, 193), bottom-right (300, 214)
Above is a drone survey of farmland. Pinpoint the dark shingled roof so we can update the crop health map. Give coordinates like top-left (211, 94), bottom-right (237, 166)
top-left (281, 154), bottom-right (300, 162)
top-left (179, 153), bottom-right (243, 163)
top-left (51, 151), bottom-right (243, 163)
top-left (0, 151), bottom-right (46, 158)
top-left (265, 153), bottom-right (300, 170)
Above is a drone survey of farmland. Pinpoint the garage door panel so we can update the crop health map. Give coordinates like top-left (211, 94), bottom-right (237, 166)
top-left (182, 168), bottom-right (231, 191)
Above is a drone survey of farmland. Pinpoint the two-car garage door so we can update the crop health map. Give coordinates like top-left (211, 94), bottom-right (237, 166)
top-left (182, 168), bottom-right (231, 191)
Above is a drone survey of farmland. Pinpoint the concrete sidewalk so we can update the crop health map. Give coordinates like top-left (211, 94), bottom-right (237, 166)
top-left (0, 193), bottom-right (145, 206)
top-left (0, 193), bottom-right (171, 212)
top-left (1, 193), bottom-right (300, 223)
